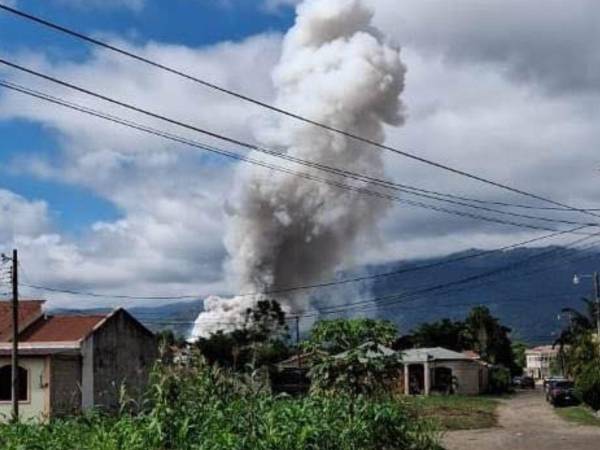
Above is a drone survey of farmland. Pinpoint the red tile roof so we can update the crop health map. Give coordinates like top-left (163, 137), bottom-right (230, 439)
top-left (18, 315), bottom-right (108, 343)
top-left (0, 300), bottom-right (45, 341)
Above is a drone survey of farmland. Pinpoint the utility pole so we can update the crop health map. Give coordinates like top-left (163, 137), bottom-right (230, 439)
top-left (295, 316), bottom-right (301, 368)
top-left (594, 272), bottom-right (600, 341)
top-left (10, 249), bottom-right (19, 423)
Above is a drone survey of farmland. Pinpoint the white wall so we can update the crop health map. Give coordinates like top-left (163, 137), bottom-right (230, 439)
top-left (0, 356), bottom-right (49, 422)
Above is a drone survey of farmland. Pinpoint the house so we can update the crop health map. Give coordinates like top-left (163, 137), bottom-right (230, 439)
top-left (400, 347), bottom-right (489, 395)
top-left (525, 345), bottom-right (559, 380)
top-left (271, 351), bottom-right (327, 395)
top-left (0, 300), bottom-right (157, 421)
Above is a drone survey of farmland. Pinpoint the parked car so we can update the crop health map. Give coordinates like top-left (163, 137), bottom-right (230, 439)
top-left (513, 375), bottom-right (535, 389)
top-left (548, 380), bottom-right (578, 407)
top-left (544, 377), bottom-right (567, 396)
top-left (520, 376), bottom-right (535, 389)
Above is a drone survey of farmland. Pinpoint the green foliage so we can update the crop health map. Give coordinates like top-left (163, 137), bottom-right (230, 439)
top-left (488, 366), bottom-right (511, 394)
top-left (156, 329), bottom-right (186, 348)
top-left (408, 319), bottom-right (466, 352)
top-left (195, 299), bottom-right (290, 371)
top-left (302, 319), bottom-right (401, 396)
top-left (555, 405), bottom-right (600, 427)
top-left (304, 318), bottom-right (398, 354)
top-left (400, 307), bottom-right (519, 373)
top-left (463, 307), bottom-right (516, 371)
top-left (511, 341), bottom-right (527, 375)
top-left (309, 343), bottom-right (403, 396)
top-left (575, 358), bottom-right (600, 411)
top-left (0, 354), bottom-right (441, 450)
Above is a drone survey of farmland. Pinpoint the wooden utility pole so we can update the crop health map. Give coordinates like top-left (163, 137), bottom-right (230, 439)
top-left (594, 272), bottom-right (600, 341)
top-left (295, 316), bottom-right (301, 368)
top-left (11, 249), bottom-right (19, 423)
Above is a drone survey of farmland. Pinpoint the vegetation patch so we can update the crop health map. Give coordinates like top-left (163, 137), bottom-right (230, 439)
top-left (406, 395), bottom-right (499, 431)
top-left (0, 355), bottom-right (442, 450)
top-left (555, 405), bottom-right (600, 427)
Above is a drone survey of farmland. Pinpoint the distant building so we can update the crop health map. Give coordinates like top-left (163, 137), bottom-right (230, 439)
top-left (0, 300), bottom-right (157, 421)
top-left (525, 345), bottom-right (558, 379)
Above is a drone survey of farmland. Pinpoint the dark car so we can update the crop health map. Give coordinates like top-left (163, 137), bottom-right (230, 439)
top-left (513, 375), bottom-right (535, 389)
top-left (548, 381), bottom-right (579, 407)
top-left (520, 376), bottom-right (535, 389)
top-left (544, 377), bottom-right (567, 398)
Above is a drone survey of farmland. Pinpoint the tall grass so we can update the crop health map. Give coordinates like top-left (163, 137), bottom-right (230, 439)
top-left (0, 354), bottom-right (441, 450)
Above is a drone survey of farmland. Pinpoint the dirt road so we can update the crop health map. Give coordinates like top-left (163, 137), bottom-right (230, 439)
top-left (443, 389), bottom-right (600, 450)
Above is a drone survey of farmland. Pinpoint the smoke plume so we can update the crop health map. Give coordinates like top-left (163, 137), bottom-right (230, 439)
top-left (190, 0), bottom-right (406, 339)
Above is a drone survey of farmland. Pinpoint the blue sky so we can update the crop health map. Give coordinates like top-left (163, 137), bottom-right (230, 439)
top-left (0, 0), bottom-right (294, 235)
top-left (1, 0), bottom-right (599, 311)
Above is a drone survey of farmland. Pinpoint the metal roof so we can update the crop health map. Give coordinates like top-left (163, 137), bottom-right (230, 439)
top-left (400, 347), bottom-right (473, 363)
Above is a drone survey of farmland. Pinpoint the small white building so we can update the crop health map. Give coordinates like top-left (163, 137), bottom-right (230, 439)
top-left (525, 345), bottom-right (558, 380)
top-left (401, 347), bottom-right (489, 395)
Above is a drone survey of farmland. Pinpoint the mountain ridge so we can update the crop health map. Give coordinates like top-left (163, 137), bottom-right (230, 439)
top-left (52, 245), bottom-right (600, 344)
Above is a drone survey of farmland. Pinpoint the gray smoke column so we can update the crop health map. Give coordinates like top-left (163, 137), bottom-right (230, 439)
top-left (190, 0), bottom-right (406, 339)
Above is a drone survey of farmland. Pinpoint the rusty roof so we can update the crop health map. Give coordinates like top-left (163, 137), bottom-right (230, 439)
top-left (18, 314), bottom-right (108, 343)
top-left (0, 300), bottom-right (45, 341)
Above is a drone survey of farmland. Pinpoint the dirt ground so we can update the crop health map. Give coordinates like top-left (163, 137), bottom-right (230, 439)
top-left (443, 388), bottom-right (600, 450)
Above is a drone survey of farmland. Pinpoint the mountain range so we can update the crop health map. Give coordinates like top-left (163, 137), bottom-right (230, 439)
top-left (53, 245), bottom-right (600, 345)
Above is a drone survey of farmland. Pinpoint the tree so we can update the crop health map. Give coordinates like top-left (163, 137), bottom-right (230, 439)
top-left (195, 299), bottom-right (290, 370)
top-left (576, 358), bottom-right (600, 411)
top-left (555, 298), bottom-right (599, 351)
top-left (463, 306), bottom-right (516, 371)
top-left (304, 318), bottom-right (401, 396)
top-left (511, 341), bottom-right (528, 375)
top-left (309, 343), bottom-right (403, 396)
top-left (555, 299), bottom-right (600, 410)
top-left (304, 318), bottom-right (398, 354)
top-left (409, 319), bottom-right (466, 351)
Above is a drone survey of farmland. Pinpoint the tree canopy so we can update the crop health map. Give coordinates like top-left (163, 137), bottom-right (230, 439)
top-left (304, 318), bottom-right (398, 354)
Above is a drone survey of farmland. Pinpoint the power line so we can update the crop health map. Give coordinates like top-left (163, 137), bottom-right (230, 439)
top-left (137, 293), bottom-right (579, 326)
top-left (330, 240), bottom-right (600, 317)
top-left (306, 232), bottom-right (600, 317)
top-left (0, 69), bottom-right (595, 232)
top-left (2, 80), bottom-right (595, 239)
top-left (15, 220), bottom-right (588, 303)
top-left (18, 228), bottom-right (597, 323)
top-left (1, 3), bottom-right (599, 219)
top-left (3, 86), bottom-right (598, 315)
top-left (338, 239), bottom-right (600, 318)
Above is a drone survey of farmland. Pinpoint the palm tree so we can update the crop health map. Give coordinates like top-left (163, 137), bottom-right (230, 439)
top-left (558, 298), bottom-right (599, 340)
top-left (554, 298), bottom-right (600, 376)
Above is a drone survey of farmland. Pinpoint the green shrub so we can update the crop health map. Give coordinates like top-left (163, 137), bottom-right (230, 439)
top-left (0, 354), bottom-right (441, 450)
top-left (488, 366), bottom-right (511, 394)
top-left (576, 359), bottom-right (600, 411)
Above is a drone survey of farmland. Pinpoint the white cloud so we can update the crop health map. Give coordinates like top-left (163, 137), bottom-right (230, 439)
top-left (0, 33), bottom-right (282, 308)
top-left (0, 189), bottom-right (51, 243)
top-left (1, 0), bottom-right (600, 310)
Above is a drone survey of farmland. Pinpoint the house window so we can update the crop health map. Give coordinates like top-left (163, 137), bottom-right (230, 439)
top-left (0, 365), bottom-right (28, 402)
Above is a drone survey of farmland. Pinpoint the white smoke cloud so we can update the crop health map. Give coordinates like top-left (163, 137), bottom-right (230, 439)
top-left (190, 0), bottom-right (406, 339)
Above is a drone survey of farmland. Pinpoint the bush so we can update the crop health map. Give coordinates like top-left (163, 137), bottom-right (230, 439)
top-left (488, 366), bottom-right (511, 394)
top-left (309, 343), bottom-right (403, 396)
top-left (576, 359), bottom-right (600, 411)
top-left (0, 354), bottom-right (441, 450)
